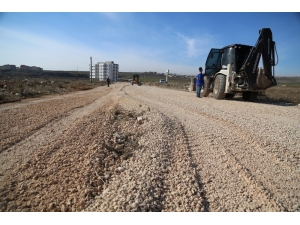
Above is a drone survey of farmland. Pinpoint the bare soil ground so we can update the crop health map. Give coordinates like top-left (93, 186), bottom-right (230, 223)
top-left (1, 82), bottom-right (300, 212)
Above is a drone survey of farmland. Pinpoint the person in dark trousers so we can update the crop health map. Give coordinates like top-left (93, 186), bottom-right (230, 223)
top-left (106, 77), bottom-right (110, 87)
top-left (196, 67), bottom-right (204, 98)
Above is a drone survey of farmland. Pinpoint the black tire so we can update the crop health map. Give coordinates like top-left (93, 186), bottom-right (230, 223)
top-left (202, 76), bottom-right (211, 97)
top-left (242, 92), bottom-right (258, 102)
top-left (213, 74), bottom-right (226, 99)
top-left (225, 93), bottom-right (236, 99)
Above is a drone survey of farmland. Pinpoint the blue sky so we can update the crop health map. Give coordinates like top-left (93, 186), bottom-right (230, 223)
top-left (1, 4), bottom-right (300, 76)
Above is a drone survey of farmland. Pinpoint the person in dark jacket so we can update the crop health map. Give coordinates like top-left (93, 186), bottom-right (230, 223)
top-left (196, 67), bottom-right (204, 98)
top-left (106, 77), bottom-right (110, 87)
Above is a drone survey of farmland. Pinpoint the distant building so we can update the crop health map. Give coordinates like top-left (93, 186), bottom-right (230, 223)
top-left (31, 66), bottom-right (43, 72)
top-left (95, 61), bottom-right (118, 82)
top-left (20, 65), bottom-right (43, 72)
top-left (20, 65), bottom-right (31, 71)
top-left (0, 64), bottom-right (16, 70)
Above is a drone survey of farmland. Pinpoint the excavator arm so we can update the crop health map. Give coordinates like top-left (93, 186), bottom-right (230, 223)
top-left (240, 28), bottom-right (277, 90)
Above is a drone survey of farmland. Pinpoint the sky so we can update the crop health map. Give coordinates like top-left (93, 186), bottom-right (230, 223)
top-left (1, 2), bottom-right (300, 76)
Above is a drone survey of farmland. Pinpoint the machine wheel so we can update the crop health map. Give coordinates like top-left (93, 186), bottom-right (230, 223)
top-left (242, 92), bottom-right (258, 101)
top-left (213, 74), bottom-right (226, 99)
top-left (225, 93), bottom-right (236, 99)
top-left (202, 76), bottom-right (211, 97)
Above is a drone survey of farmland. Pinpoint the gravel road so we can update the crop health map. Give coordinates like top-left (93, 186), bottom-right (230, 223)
top-left (1, 82), bottom-right (299, 212)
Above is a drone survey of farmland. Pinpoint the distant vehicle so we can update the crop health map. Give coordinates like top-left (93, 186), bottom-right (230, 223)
top-left (159, 79), bottom-right (167, 83)
top-left (131, 74), bottom-right (141, 86)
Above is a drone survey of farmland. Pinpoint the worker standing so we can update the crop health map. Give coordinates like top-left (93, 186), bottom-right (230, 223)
top-left (106, 77), bottom-right (110, 87)
top-left (196, 67), bottom-right (204, 98)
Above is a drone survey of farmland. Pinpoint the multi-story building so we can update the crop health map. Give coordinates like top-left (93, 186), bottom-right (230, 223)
top-left (0, 64), bottom-right (16, 70)
top-left (95, 61), bottom-right (118, 82)
top-left (20, 65), bottom-right (43, 72)
top-left (0, 64), bottom-right (43, 72)
top-left (31, 66), bottom-right (43, 72)
top-left (20, 65), bottom-right (31, 71)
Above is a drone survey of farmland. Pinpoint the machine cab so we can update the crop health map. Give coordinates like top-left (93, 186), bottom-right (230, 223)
top-left (204, 48), bottom-right (223, 77)
top-left (204, 45), bottom-right (253, 77)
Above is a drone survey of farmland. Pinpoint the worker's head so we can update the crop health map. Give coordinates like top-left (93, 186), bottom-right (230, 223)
top-left (199, 67), bottom-right (203, 72)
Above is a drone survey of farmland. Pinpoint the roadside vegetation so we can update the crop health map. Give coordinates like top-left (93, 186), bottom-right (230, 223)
top-left (264, 77), bottom-right (300, 105)
top-left (0, 71), bottom-right (106, 104)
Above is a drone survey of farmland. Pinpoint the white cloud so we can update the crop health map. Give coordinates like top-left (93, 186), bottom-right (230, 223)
top-left (101, 12), bottom-right (120, 21)
top-left (176, 32), bottom-right (197, 57)
top-left (0, 26), bottom-right (106, 70)
top-left (175, 32), bottom-right (215, 58)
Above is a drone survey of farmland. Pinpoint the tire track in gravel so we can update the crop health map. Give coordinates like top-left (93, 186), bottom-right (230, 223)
top-left (166, 91), bottom-right (299, 211)
top-left (189, 103), bottom-right (300, 170)
top-left (173, 116), bottom-right (283, 211)
top-left (85, 97), bottom-right (175, 211)
top-left (126, 87), bottom-right (300, 179)
top-left (0, 95), bottom-right (129, 212)
top-left (125, 85), bottom-right (210, 211)
top-left (0, 87), bottom-right (111, 153)
top-left (86, 85), bottom-right (209, 211)
top-left (163, 98), bottom-right (300, 211)
top-left (178, 123), bottom-right (210, 211)
top-left (0, 86), bottom-right (113, 184)
top-left (0, 87), bottom-right (106, 111)
top-left (122, 86), bottom-right (257, 211)
top-left (123, 85), bottom-right (256, 211)
top-left (122, 85), bottom-right (297, 211)
top-left (201, 112), bottom-right (299, 211)
top-left (154, 111), bottom-right (208, 212)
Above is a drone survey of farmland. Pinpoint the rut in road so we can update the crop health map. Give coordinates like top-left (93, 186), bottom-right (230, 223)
top-left (0, 87), bottom-right (111, 153)
top-left (1, 83), bottom-right (299, 212)
top-left (0, 87), bottom-right (112, 187)
top-left (121, 84), bottom-right (299, 211)
top-left (86, 96), bottom-right (209, 211)
top-left (123, 86), bottom-right (276, 211)
top-left (0, 84), bottom-right (148, 212)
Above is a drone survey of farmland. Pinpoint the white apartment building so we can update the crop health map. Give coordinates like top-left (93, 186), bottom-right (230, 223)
top-left (95, 61), bottom-right (119, 82)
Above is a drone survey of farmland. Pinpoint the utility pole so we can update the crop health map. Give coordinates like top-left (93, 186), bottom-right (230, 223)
top-left (165, 69), bottom-right (169, 82)
top-left (90, 57), bottom-right (93, 84)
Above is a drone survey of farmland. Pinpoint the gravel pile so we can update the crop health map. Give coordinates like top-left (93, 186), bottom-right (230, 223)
top-left (86, 100), bottom-right (206, 211)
